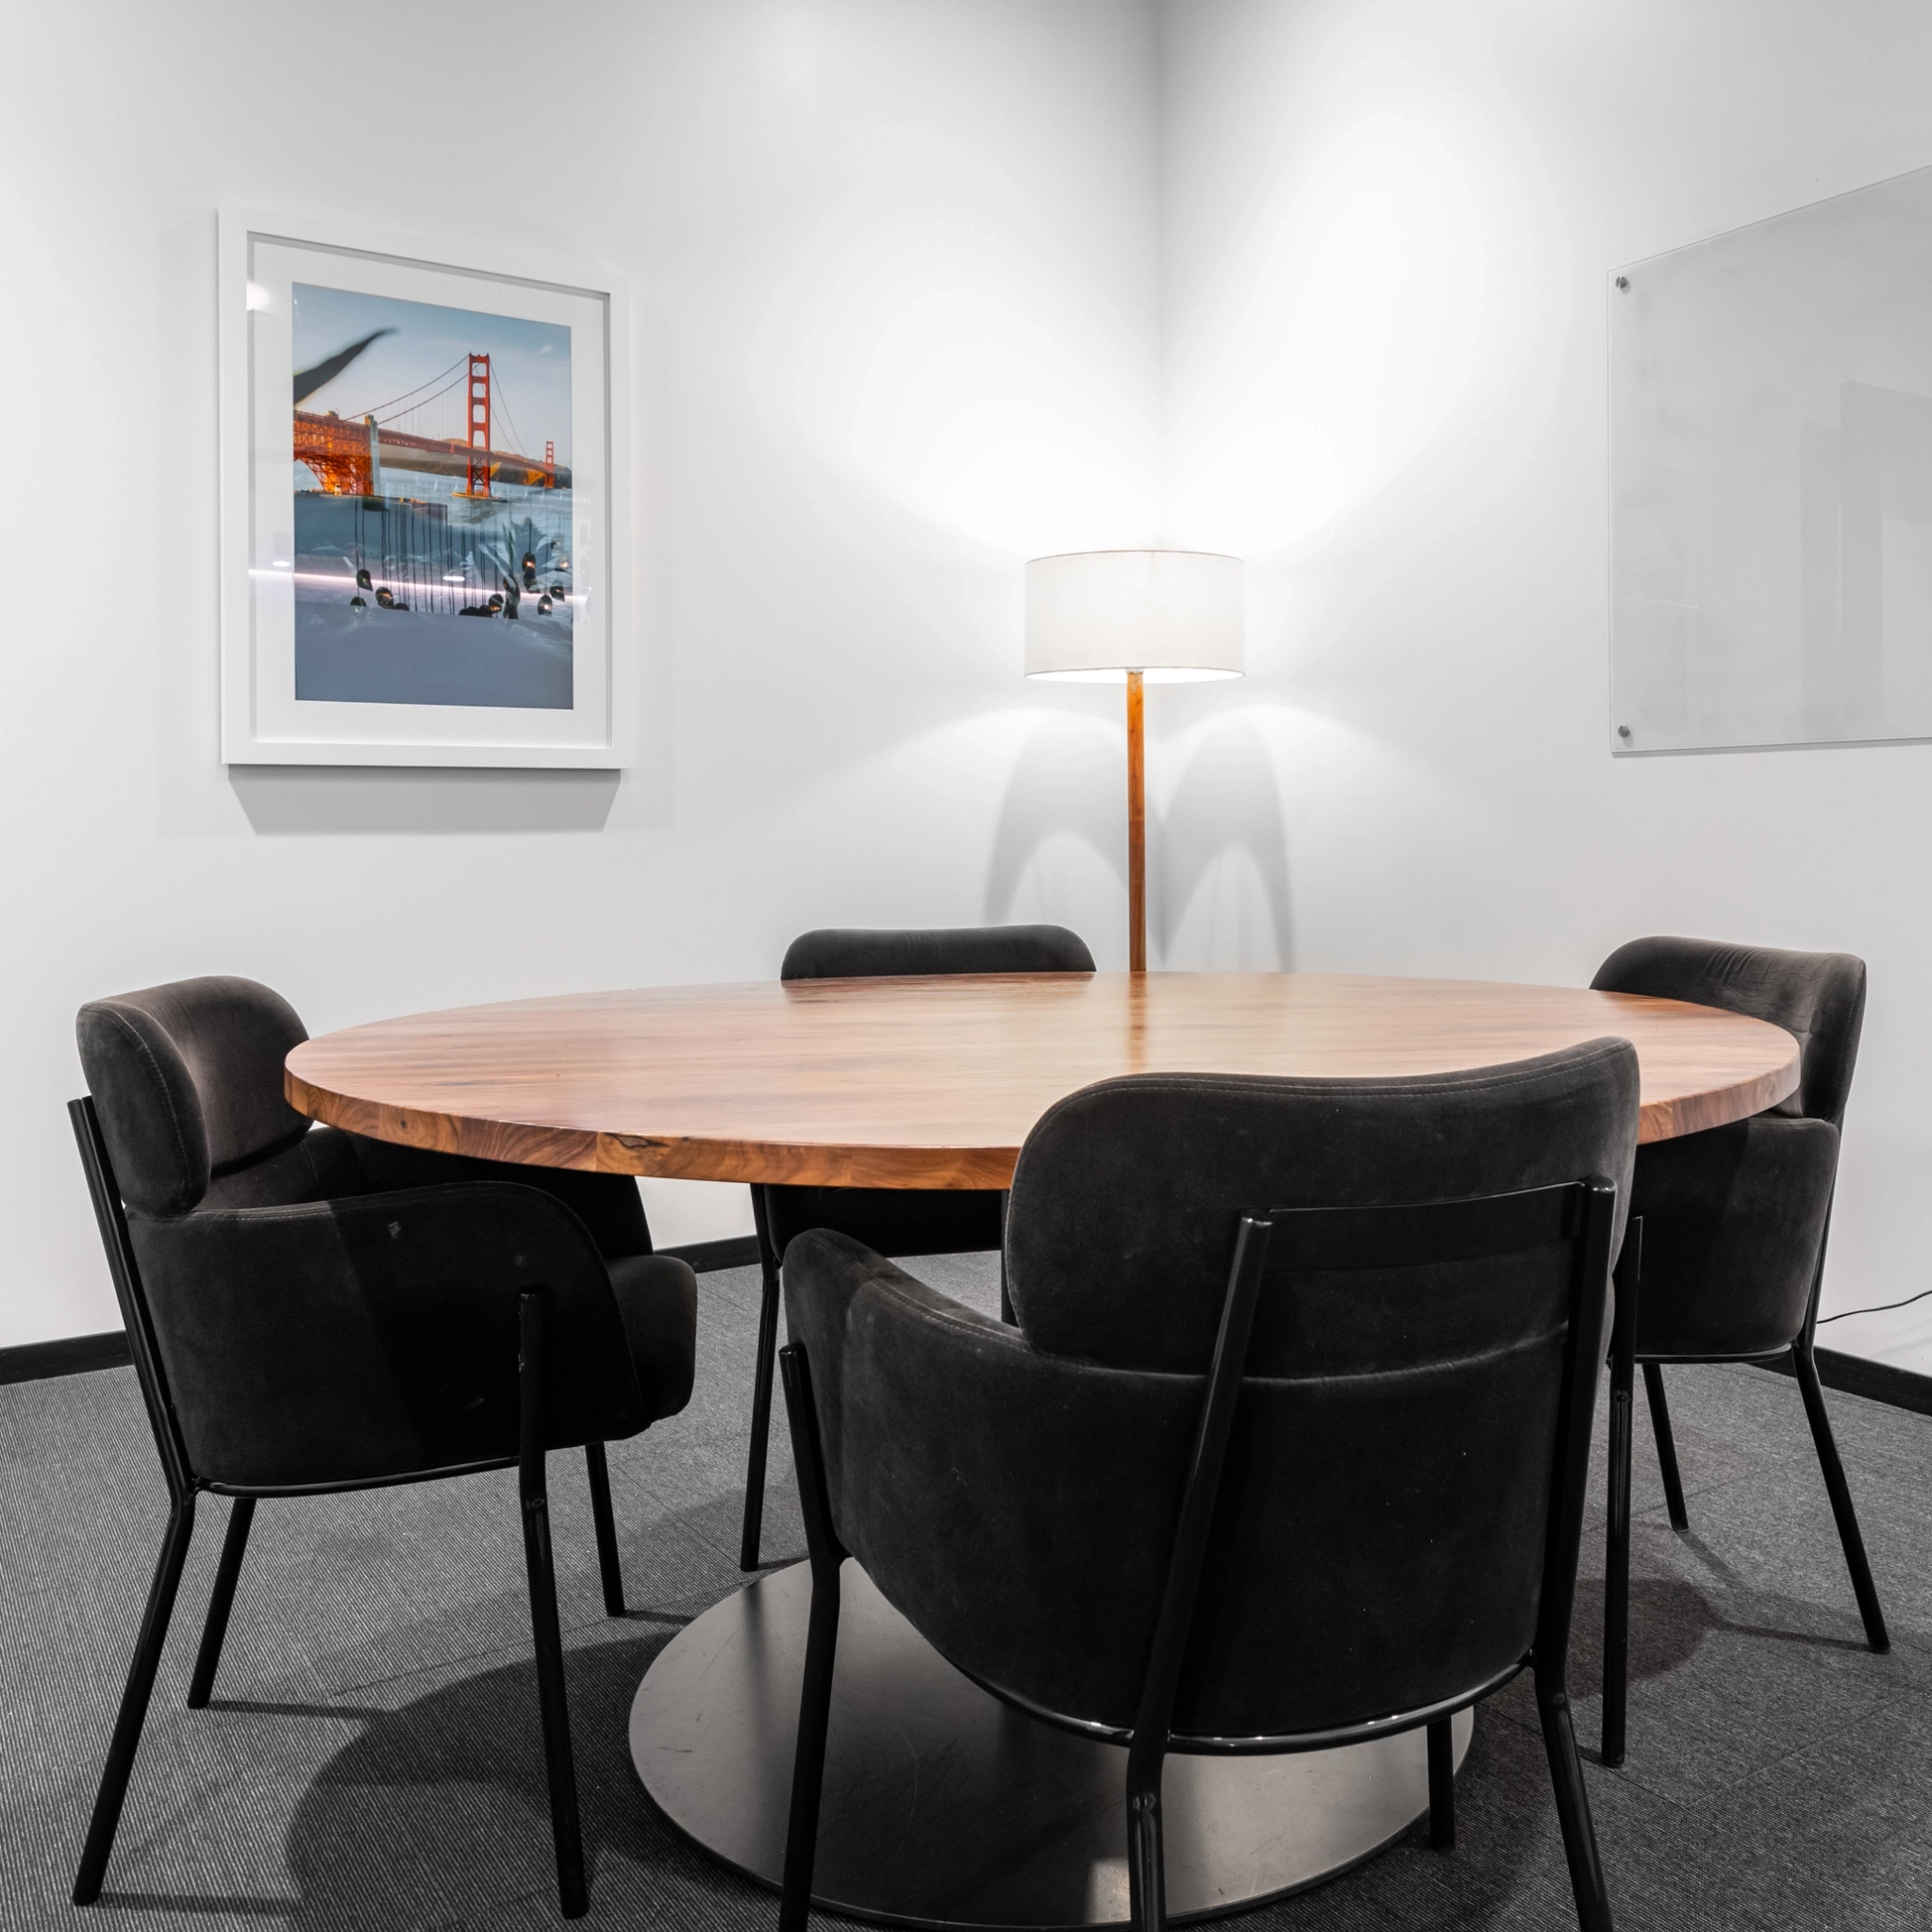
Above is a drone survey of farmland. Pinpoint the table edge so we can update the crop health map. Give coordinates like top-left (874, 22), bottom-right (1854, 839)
top-left (283, 1069), bottom-right (1024, 1188)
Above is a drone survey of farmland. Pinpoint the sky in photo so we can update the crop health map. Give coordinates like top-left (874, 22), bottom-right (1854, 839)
top-left (291, 283), bottom-right (572, 466)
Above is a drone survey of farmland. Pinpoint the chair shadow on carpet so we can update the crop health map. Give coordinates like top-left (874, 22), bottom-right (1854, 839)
top-left (86, 1626), bottom-right (719, 1926)
top-left (262, 1628), bottom-right (1563, 1932)
top-left (1568, 1566), bottom-right (1875, 1694)
top-left (90, 1563), bottom-right (1877, 1928)
top-left (268, 1627), bottom-right (761, 1928)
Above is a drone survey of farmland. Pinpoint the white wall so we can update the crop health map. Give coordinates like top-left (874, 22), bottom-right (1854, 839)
top-left (9, 0), bottom-right (1928, 1368)
top-left (1156, 0), bottom-right (1932, 1369)
top-left (0, 0), bottom-right (1160, 1346)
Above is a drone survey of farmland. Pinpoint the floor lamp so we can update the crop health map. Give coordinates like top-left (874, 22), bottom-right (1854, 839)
top-left (1024, 550), bottom-right (1245, 972)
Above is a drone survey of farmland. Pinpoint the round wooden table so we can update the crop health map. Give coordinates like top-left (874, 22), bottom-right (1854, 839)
top-left (287, 972), bottom-right (1799, 1928)
top-left (287, 970), bottom-right (1798, 1183)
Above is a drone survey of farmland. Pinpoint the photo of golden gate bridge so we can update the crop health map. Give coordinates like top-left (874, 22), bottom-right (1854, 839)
top-left (291, 283), bottom-right (575, 709)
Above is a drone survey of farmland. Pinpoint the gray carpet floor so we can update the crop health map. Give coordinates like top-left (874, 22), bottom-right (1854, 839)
top-left (2, 1254), bottom-right (1928, 1930)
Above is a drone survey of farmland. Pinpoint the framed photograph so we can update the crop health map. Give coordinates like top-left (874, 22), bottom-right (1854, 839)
top-left (219, 208), bottom-right (631, 766)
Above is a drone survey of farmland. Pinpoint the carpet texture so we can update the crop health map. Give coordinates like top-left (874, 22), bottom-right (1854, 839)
top-left (2, 1254), bottom-right (1928, 1929)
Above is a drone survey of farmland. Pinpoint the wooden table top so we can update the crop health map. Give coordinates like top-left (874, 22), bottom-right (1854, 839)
top-left (284, 972), bottom-right (1801, 1190)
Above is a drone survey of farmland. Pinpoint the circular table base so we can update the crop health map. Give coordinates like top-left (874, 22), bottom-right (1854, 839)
top-left (630, 1560), bottom-right (1473, 1929)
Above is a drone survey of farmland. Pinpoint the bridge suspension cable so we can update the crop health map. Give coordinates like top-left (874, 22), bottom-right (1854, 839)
top-left (374, 368), bottom-right (469, 428)
top-left (345, 354), bottom-right (469, 424)
top-left (489, 368), bottom-right (530, 469)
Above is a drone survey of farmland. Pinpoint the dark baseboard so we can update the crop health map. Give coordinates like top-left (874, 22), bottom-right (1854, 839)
top-left (5, 1286), bottom-right (1926, 1413)
top-left (0, 1331), bottom-right (132, 1386)
top-left (661, 1233), bottom-right (761, 1274)
top-left (1757, 1345), bottom-right (1932, 1419)
top-left (0, 1235), bottom-right (763, 1390)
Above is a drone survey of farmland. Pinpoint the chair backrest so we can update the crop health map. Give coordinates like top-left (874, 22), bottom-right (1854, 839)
top-left (763, 924), bottom-right (1093, 1260)
top-left (76, 976), bottom-right (313, 1216)
top-left (1591, 936), bottom-right (1865, 1128)
top-left (780, 924), bottom-right (1094, 980)
top-left (974, 1041), bottom-right (1639, 1739)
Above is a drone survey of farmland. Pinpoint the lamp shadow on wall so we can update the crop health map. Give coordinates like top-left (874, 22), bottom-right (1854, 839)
top-left (229, 766), bottom-right (622, 836)
top-left (979, 710), bottom-right (1293, 972)
top-left (982, 714), bottom-right (1126, 935)
top-left (1154, 715), bottom-right (1293, 971)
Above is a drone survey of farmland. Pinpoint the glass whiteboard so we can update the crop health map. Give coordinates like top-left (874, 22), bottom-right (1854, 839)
top-left (1611, 164), bottom-right (1932, 753)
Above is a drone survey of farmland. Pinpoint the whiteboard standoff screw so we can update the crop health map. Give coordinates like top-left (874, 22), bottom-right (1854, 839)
top-left (1615, 275), bottom-right (1629, 290)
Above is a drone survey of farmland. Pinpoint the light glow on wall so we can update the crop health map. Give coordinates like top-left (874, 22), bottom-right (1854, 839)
top-left (784, 221), bottom-right (1160, 558)
top-left (1165, 99), bottom-right (1506, 556)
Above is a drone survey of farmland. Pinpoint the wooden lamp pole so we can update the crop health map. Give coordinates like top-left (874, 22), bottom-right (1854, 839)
top-left (1125, 671), bottom-right (1145, 973)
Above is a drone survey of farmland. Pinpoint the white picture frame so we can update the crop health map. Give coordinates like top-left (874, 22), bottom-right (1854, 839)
top-left (219, 208), bottom-right (631, 767)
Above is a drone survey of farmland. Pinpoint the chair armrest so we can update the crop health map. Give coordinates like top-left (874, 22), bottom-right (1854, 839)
top-left (342, 1134), bottom-right (654, 1259)
top-left (129, 1182), bottom-right (645, 1491)
top-left (782, 1228), bottom-right (1200, 1731)
top-left (1630, 1114), bottom-right (1840, 1356)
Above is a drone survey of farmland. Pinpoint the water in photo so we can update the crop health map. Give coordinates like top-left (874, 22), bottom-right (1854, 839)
top-left (291, 284), bottom-right (574, 709)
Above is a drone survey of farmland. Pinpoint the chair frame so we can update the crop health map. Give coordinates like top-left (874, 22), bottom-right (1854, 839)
top-left (1600, 1197), bottom-right (1890, 1766)
top-left (778, 1177), bottom-right (1622, 1932)
top-left (67, 1096), bottom-right (625, 1919)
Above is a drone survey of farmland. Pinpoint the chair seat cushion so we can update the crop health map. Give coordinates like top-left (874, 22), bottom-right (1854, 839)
top-left (608, 1254), bottom-right (699, 1424)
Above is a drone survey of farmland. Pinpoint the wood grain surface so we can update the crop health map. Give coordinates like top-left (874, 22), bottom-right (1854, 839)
top-left (284, 973), bottom-right (1801, 1188)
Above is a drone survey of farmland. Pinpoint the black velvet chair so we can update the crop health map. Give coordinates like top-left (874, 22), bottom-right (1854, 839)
top-left (778, 1041), bottom-right (1640, 1932)
top-left (68, 976), bottom-right (697, 1919)
top-left (1591, 937), bottom-right (1888, 1766)
top-left (737, 922), bottom-right (1093, 1567)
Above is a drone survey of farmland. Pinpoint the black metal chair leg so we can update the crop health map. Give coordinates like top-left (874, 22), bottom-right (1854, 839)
top-left (1602, 1220), bottom-right (1639, 1767)
top-left (519, 1293), bottom-right (587, 1920)
top-left (1125, 1737), bottom-right (1170, 1931)
top-left (1791, 1340), bottom-right (1890, 1653)
top-left (583, 1442), bottom-right (625, 1617)
top-left (741, 1188), bottom-right (783, 1571)
top-left (1641, 1363), bottom-right (1689, 1530)
top-left (186, 1495), bottom-right (254, 1708)
top-left (1426, 1718), bottom-right (1456, 1849)
top-left (1120, 1215), bottom-right (1273, 1932)
top-left (1534, 1668), bottom-right (1613, 1932)
top-left (779, 1345), bottom-right (847, 1932)
top-left (74, 1495), bottom-right (197, 1905)
top-left (779, 1542), bottom-right (841, 1932)
top-left (1603, 1396), bottom-right (1632, 1767)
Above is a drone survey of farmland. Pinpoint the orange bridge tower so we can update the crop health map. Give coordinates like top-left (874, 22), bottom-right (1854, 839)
top-left (463, 354), bottom-right (492, 497)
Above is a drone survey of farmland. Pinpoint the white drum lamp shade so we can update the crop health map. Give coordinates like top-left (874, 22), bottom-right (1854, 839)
top-left (1024, 550), bottom-right (1244, 682)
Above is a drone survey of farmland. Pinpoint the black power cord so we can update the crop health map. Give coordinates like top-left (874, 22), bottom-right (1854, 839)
top-left (1817, 1287), bottom-right (1932, 1325)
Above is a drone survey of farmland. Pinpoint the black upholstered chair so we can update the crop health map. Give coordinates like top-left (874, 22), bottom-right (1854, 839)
top-left (68, 976), bottom-right (697, 1918)
top-left (778, 1042), bottom-right (1640, 1932)
top-left (737, 922), bottom-right (1093, 1567)
top-left (1592, 937), bottom-right (1888, 1766)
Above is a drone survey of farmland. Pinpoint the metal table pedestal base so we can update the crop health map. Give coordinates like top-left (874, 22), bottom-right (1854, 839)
top-left (629, 1561), bottom-right (1473, 1929)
